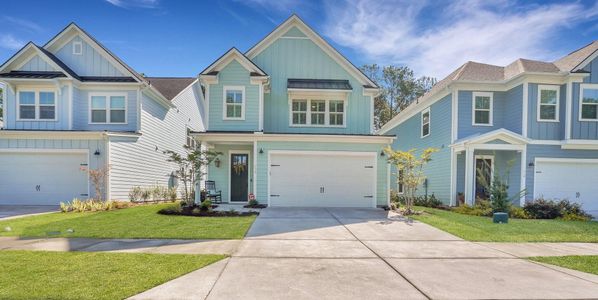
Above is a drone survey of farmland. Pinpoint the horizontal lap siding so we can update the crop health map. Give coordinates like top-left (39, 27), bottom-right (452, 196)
top-left (387, 94), bottom-right (452, 204)
top-left (255, 142), bottom-right (388, 206)
top-left (525, 145), bottom-right (598, 201)
top-left (108, 93), bottom-right (187, 200)
top-left (251, 30), bottom-right (372, 134)
top-left (0, 138), bottom-right (106, 198)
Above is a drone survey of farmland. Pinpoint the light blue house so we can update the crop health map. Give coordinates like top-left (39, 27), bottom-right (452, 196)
top-left (0, 23), bottom-right (203, 204)
top-left (193, 15), bottom-right (394, 207)
top-left (379, 41), bottom-right (598, 215)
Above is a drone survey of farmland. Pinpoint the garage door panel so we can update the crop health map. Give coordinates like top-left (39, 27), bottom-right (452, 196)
top-left (269, 152), bottom-right (376, 208)
top-left (0, 152), bottom-right (88, 205)
top-left (535, 160), bottom-right (598, 214)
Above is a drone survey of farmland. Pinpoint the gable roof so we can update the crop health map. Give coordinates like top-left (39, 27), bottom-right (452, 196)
top-left (0, 42), bottom-right (78, 79)
top-left (146, 77), bottom-right (197, 100)
top-left (245, 14), bottom-right (378, 89)
top-left (200, 47), bottom-right (267, 76)
top-left (451, 128), bottom-right (529, 147)
top-left (554, 40), bottom-right (598, 72)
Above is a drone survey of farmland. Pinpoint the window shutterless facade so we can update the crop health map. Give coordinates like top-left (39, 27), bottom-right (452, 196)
top-left (89, 93), bottom-right (127, 124)
top-left (537, 85), bottom-right (559, 122)
top-left (289, 94), bottom-right (347, 127)
top-left (223, 86), bottom-right (245, 120)
top-left (17, 89), bottom-right (57, 121)
top-left (580, 84), bottom-right (598, 121)
top-left (472, 92), bottom-right (493, 126)
top-left (421, 107), bottom-right (430, 137)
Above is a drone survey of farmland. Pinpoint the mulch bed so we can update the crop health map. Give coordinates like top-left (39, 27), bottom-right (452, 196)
top-left (243, 204), bottom-right (267, 209)
top-left (158, 206), bottom-right (259, 217)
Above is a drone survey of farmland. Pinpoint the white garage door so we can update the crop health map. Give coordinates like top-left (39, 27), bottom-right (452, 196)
top-left (269, 152), bottom-right (376, 207)
top-left (0, 151), bottom-right (89, 205)
top-left (534, 159), bottom-right (598, 216)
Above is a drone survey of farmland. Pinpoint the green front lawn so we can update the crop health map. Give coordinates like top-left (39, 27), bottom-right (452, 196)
top-left (0, 250), bottom-right (224, 300)
top-left (530, 256), bottom-right (598, 275)
top-left (412, 207), bottom-right (598, 242)
top-left (0, 204), bottom-right (256, 239)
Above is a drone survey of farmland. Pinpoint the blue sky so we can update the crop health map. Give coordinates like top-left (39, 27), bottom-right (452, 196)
top-left (1, 0), bottom-right (598, 79)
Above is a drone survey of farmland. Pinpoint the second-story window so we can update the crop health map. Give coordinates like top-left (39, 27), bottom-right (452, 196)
top-left (421, 108), bottom-right (430, 137)
top-left (223, 86), bottom-right (245, 120)
top-left (310, 100), bottom-right (326, 125)
top-left (329, 100), bottom-right (344, 126)
top-left (291, 100), bottom-right (307, 125)
top-left (289, 97), bottom-right (346, 127)
top-left (472, 92), bottom-right (493, 126)
top-left (538, 85), bottom-right (559, 122)
top-left (17, 89), bottom-right (56, 121)
top-left (580, 84), bottom-right (598, 121)
top-left (90, 93), bottom-right (127, 124)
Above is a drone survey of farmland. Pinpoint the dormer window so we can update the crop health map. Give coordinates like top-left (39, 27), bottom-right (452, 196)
top-left (72, 41), bottom-right (82, 55)
top-left (223, 86), bottom-right (245, 120)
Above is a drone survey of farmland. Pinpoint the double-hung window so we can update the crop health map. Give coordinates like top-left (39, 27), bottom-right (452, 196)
top-left (186, 127), bottom-right (197, 149)
top-left (580, 84), bottom-right (598, 121)
top-left (538, 85), bottom-right (559, 122)
top-left (223, 86), bottom-right (244, 120)
top-left (290, 96), bottom-right (346, 127)
top-left (89, 93), bottom-right (127, 124)
top-left (421, 108), bottom-right (430, 137)
top-left (17, 89), bottom-right (56, 121)
top-left (472, 92), bottom-right (493, 126)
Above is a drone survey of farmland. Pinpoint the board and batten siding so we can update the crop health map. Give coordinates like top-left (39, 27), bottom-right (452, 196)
top-left (3, 84), bottom-right (70, 130)
top-left (72, 87), bottom-right (138, 132)
top-left (207, 60), bottom-right (259, 131)
top-left (527, 83), bottom-right (566, 140)
top-left (251, 26), bottom-right (372, 134)
top-left (254, 141), bottom-right (389, 207)
top-left (387, 94), bottom-right (452, 203)
top-left (503, 84), bottom-right (523, 135)
top-left (18, 55), bottom-right (57, 72)
top-left (0, 137), bottom-right (107, 199)
top-left (55, 36), bottom-right (125, 77)
top-left (107, 93), bottom-right (189, 200)
top-left (571, 56), bottom-right (598, 140)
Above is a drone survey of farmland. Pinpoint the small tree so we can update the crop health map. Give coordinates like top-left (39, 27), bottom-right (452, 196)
top-left (164, 144), bottom-right (221, 206)
top-left (476, 158), bottom-right (525, 213)
top-left (88, 165), bottom-right (110, 201)
top-left (385, 147), bottom-right (438, 214)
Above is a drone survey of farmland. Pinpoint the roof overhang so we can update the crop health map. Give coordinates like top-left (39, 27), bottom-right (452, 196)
top-left (0, 130), bottom-right (141, 140)
top-left (450, 129), bottom-right (529, 152)
top-left (192, 131), bottom-right (395, 144)
top-left (200, 48), bottom-right (267, 78)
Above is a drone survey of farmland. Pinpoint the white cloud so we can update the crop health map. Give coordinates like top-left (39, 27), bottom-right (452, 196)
top-left (2, 16), bottom-right (42, 33)
top-left (238, 0), bottom-right (302, 13)
top-left (323, 0), bottom-right (598, 78)
top-left (105, 0), bottom-right (159, 9)
top-left (0, 34), bottom-right (26, 50)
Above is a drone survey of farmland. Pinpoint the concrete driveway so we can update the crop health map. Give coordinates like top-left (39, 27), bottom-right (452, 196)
top-left (132, 207), bottom-right (598, 300)
top-left (0, 205), bottom-right (58, 219)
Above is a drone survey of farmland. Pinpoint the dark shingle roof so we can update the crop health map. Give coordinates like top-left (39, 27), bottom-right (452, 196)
top-left (0, 71), bottom-right (66, 79)
top-left (34, 45), bottom-right (81, 80)
top-left (146, 77), bottom-right (196, 100)
top-left (287, 79), bottom-right (352, 90)
top-left (80, 76), bottom-right (137, 82)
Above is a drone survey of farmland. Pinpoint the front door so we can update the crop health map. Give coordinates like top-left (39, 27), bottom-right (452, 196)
top-left (475, 156), bottom-right (493, 200)
top-left (230, 153), bottom-right (249, 202)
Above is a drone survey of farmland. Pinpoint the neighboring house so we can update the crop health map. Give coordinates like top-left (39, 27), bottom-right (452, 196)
top-left (193, 15), bottom-right (393, 207)
top-left (0, 23), bottom-right (203, 205)
top-left (379, 41), bottom-right (598, 215)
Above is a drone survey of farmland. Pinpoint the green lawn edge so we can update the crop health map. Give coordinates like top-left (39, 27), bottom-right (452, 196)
top-left (411, 206), bottom-right (598, 242)
top-left (529, 256), bottom-right (598, 275)
top-left (0, 250), bottom-right (226, 300)
top-left (0, 203), bottom-right (256, 240)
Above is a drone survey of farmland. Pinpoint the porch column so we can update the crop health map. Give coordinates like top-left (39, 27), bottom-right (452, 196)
top-left (519, 148), bottom-right (527, 206)
top-left (464, 147), bottom-right (474, 205)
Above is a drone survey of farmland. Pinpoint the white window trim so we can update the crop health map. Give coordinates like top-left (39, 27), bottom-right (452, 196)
top-left (16, 88), bottom-right (58, 122)
top-left (421, 107), bottom-right (430, 138)
top-left (288, 92), bottom-right (348, 128)
top-left (579, 83), bottom-right (598, 122)
top-left (222, 86), bottom-right (245, 121)
top-left (537, 85), bottom-right (560, 122)
top-left (472, 91), bottom-right (493, 126)
top-left (72, 41), bottom-right (83, 55)
top-left (88, 92), bottom-right (128, 124)
top-left (290, 99), bottom-right (308, 125)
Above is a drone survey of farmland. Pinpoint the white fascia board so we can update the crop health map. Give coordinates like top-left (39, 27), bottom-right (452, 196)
top-left (192, 132), bottom-right (395, 144)
top-left (0, 130), bottom-right (140, 140)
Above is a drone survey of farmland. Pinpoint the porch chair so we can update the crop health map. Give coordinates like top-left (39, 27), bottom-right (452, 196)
top-left (205, 180), bottom-right (222, 203)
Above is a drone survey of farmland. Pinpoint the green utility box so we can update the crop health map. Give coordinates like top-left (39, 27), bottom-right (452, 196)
top-left (493, 212), bottom-right (509, 224)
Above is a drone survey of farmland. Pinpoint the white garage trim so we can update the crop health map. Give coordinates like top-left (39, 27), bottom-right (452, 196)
top-left (0, 148), bottom-right (91, 202)
top-left (535, 157), bottom-right (598, 164)
top-left (267, 150), bottom-right (378, 207)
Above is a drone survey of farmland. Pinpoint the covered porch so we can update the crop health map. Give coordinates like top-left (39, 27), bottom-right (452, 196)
top-left (451, 129), bottom-right (528, 206)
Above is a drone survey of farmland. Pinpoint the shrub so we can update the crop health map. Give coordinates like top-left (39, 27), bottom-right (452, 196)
top-left (524, 198), bottom-right (562, 219)
top-left (140, 189), bottom-right (151, 202)
top-left (562, 212), bottom-right (592, 222)
top-left (247, 199), bottom-right (259, 207)
top-left (60, 198), bottom-right (116, 213)
top-left (394, 194), bottom-right (443, 208)
top-left (200, 199), bottom-right (212, 212)
top-left (452, 200), bottom-right (493, 217)
top-left (128, 186), bottom-right (143, 202)
top-left (158, 202), bottom-right (183, 214)
top-left (508, 206), bottom-right (529, 219)
top-left (167, 187), bottom-right (178, 202)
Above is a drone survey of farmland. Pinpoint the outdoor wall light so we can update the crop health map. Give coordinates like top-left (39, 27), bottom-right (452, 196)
top-left (380, 150), bottom-right (385, 157)
top-left (214, 158), bottom-right (221, 168)
top-left (94, 149), bottom-right (101, 156)
top-left (528, 162), bottom-right (535, 167)
top-left (259, 148), bottom-right (264, 154)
